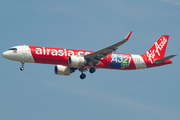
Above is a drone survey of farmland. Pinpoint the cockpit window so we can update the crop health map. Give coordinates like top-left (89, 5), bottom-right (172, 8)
top-left (9, 48), bottom-right (17, 50)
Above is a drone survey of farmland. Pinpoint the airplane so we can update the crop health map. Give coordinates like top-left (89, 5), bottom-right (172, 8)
top-left (2, 31), bottom-right (176, 79)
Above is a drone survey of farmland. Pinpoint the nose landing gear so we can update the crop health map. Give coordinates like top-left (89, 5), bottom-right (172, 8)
top-left (20, 67), bottom-right (24, 71)
top-left (20, 61), bottom-right (25, 71)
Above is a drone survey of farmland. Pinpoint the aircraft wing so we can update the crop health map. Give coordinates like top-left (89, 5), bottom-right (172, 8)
top-left (84, 31), bottom-right (132, 64)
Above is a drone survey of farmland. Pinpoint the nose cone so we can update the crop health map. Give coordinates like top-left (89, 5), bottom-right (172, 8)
top-left (2, 51), bottom-right (9, 59)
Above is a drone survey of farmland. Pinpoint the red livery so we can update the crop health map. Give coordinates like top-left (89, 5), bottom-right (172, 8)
top-left (2, 31), bottom-right (176, 79)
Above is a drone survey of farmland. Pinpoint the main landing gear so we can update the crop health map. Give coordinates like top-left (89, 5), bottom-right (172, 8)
top-left (79, 68), bottom-right (87, 80)
top-left (20, 61), bottom-right (25, 71)
top-left (79, 67), bottom-right (96, 80)
top-left (80, 73), bottom-right (86, 79)
top-left (89, 67), bottom-right (96, 73)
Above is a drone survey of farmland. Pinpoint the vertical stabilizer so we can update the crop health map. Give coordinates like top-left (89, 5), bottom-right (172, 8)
top-left (143, 35), bottom-right (169, 64)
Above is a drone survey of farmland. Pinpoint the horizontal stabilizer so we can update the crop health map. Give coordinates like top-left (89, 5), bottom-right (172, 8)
top-left (154, 55), bottom-right (176, 63)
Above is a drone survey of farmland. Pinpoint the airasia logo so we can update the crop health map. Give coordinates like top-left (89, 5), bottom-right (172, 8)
top-left (35, 47), bottom-right (91, 57)
top-left (146, 37), bottom-right (167, 64)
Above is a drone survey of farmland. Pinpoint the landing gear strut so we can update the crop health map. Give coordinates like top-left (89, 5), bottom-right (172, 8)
top-left (20, 61), bottom-right (25, 71)
top-left (88, 61), bottom-right (96, 74)
top-left (79, 68), bottom-right (87, 80)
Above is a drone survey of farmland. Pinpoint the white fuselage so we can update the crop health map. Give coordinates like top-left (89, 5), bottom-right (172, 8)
top-left (2, 45), bottom-right (35, 63)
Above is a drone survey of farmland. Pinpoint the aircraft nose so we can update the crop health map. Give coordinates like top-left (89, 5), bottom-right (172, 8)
top-left (2, 51), bottom-right (9, 59)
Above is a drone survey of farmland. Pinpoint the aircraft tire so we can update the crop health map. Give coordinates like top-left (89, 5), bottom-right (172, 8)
top-left (89, 67), bottom-right (96, 73)
top-left (80, 73), bottom-right (86, 79)
top-left (20, 67), bottom-right (24, 71)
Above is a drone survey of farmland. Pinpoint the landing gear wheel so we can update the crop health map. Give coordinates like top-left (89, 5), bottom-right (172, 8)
top-left (20, 61), bottom-right (25, 71)
top-left (89, 67), bottom-right (96, 73)
top-left (20, 67), bottom-right (24, 71)
top-left (80, 73), bottom-right (86, 79)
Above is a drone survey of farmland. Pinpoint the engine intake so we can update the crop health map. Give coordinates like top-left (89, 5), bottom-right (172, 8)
top-left (68, 56), bottom-right (87, 67)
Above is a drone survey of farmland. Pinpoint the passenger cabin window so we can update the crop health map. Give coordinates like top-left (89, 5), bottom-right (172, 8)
top-left (9, 48), bottom-right (17, 50)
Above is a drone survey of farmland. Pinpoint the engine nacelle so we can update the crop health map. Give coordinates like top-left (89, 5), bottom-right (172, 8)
top-left (68, 56), bottom-right (87, 67)
top-left (54, 65), bottom-right (73, 75)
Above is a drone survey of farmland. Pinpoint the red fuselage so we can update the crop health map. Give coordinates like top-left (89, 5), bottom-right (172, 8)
top-left (29, 46), bottom-right (172, 70)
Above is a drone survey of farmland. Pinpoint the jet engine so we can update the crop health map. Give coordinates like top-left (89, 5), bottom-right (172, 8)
top-left (68, 56), bottom-right (87, 67)
top-left (54, 65), bottom-right (74, 75)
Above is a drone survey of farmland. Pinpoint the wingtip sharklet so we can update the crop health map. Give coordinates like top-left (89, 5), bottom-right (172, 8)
top-left (125, 31), bottom-right (132, 40)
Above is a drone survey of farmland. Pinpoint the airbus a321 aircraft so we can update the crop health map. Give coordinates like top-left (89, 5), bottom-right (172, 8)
top-left (2, 31), bottom-right (176, 79)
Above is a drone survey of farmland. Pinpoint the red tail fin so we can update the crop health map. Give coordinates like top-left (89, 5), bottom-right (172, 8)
top-left (143, 35), bottom-right (169, 64)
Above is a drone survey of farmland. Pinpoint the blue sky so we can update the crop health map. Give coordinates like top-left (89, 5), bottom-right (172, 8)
top-left (0, 0), bottom-right (180, 120)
